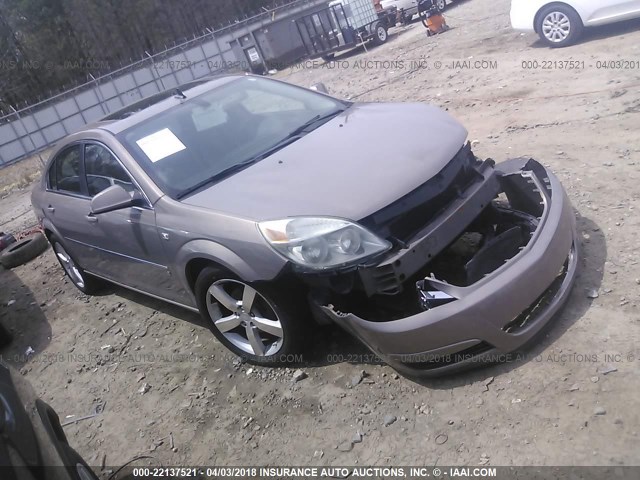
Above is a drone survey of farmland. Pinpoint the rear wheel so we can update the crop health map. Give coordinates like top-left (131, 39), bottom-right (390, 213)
top-left (536, 4), bottom-right (583, 48)
top-left (50, 236), bottom-right (102, 294)
top-left (371, 22), bottom-right (388, 46)
top-left (195, 266), bottom-right (307, 365)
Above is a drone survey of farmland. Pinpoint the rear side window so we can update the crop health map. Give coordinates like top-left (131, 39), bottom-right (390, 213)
top-left (84, 144), bottom-right (135, 197)
top-left (47, 164), bottom-right (56, 190)
top-left (49, 146), bottom-right (82, 194)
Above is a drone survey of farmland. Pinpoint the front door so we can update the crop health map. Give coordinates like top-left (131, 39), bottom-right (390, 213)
top-left (80, 142), bottom-right (182, 299)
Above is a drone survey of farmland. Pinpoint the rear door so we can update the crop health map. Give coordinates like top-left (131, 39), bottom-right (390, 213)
top-left (43, 144), bottom-right (96, 267)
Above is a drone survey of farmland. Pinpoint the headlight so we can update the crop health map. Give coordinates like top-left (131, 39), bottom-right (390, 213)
top-left (258, 217), bottom-right (391, 270)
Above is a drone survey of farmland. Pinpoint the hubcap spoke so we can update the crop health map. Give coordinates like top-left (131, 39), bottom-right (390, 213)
top-left (206, 279), bottom-right (284, 357)
top-left (246, 324), bottom-right (266, 356)
top-left (242, 285), bottom-right (257, 312)
top-left (215, 313), bottom-right (241, 333)
top-left (209, 284), bottom-right (240, 312)
top-left (544, 12), bottom-right (569, 41)
top-left (55, 244), bottom-right (84, 288)
top-left (252, 316), bottom-right (283, 338)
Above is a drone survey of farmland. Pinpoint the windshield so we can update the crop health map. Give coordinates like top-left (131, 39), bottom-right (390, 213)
top-left (119, 76), bottom-right (348, 199)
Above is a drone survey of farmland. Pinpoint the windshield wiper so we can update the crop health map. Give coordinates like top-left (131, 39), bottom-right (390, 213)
top-left (289, 108), bottom-right (345, 137)
top-left (176, 159), bottom-right (257, 199)
top-left (253, 108), bottom-right (345, 161)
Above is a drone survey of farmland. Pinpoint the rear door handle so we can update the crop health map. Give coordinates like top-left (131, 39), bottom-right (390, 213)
top-left (86, 215), bottom-right (98, 223)
top-left (46, 206), bottom-right (55, 213)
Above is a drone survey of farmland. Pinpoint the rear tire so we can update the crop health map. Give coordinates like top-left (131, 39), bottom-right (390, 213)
top-left (195, 266), bottom-right (309, 366)
top-left (536, 4), bottom-right (583, 48)
top-left (49, 236), bottom-right (103, 295)
top-left (371, 22), bottom-right (388, 46)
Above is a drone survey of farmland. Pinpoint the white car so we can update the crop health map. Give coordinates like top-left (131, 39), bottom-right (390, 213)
top-left (381, 0), bottom-right (450, 23)
top-left (511, 0), bottom-right (640, 47)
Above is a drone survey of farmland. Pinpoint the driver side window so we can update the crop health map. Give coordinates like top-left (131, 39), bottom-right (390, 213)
top-left (84, 144), bottom-right (136, 197)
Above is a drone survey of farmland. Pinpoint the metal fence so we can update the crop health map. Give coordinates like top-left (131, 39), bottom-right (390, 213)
top-left (0, 0), bottom-right (326, 168)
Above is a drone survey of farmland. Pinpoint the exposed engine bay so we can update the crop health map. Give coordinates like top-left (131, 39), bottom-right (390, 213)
top-left (304, 145), bottom-right (553, 324)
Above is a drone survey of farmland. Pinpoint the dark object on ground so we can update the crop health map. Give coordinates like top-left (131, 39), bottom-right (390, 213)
top-left (0, 362), bottom-right (99, 480)
top-left (0, 233), bottom-right (48, 269)
top-left (0, 323), bottom-right (11, 347)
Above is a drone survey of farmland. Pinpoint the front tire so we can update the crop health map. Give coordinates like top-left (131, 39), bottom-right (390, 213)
top-left (195, 266), bottom-right (307, 366)
top-left (536, 5), bottom-right (583, 48)
top-left (436, 0), bottom-right (446, 11)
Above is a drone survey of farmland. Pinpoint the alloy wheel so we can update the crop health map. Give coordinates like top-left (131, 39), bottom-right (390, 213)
top-left (542, 11), bottom-right (571, 43)
top-left (54, 243), bottom-right (85, 289)
top-left (377, 25), bottom-right (388, 42)
top-left (206, 279), bottom-right (284, 356)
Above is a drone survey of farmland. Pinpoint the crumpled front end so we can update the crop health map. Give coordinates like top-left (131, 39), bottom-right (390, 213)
top-left (308, 146), bottom-right (579, 376)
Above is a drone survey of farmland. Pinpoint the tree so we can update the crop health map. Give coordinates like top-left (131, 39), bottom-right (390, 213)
top-left (0, 0), bottom-right (284, 108)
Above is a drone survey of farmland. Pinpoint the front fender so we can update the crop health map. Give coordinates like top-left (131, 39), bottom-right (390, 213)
top-left (174, 238), bottom-right (287, 290)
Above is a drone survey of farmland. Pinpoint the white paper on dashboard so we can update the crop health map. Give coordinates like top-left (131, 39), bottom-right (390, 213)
top-left (136, 128), bottom-right (186, 162)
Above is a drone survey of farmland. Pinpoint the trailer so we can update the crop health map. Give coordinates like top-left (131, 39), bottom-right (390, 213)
top-left (295, 0), bottom-right (396, 61)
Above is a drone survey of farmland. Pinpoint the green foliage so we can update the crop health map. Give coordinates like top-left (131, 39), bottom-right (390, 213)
top-left (0, 0), bottom-right (282, 110)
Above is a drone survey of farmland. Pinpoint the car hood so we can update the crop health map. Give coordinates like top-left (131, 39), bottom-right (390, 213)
top-left (181, 102), bottom-right (468, 221)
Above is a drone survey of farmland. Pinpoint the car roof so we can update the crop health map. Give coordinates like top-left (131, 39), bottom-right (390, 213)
top-left (93, 74), bottom-right (243, 135)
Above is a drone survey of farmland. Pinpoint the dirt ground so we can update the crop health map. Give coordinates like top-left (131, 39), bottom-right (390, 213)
top-left (1, 0), bottom-right (640, 472)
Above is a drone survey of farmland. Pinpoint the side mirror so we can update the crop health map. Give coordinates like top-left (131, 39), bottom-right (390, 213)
top-left (91, 185), bottom-right (142, 215)
top-left (310, 83), bottom-right (329, 94)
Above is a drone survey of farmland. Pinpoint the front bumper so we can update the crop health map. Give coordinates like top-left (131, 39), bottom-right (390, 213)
top-left (320, 159), bottom-right (579, 377)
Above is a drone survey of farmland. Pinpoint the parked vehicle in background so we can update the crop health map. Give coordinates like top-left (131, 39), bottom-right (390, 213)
top-left (296, 0), bottom-right (391, 61)
top-left (381, 0), bottom-right (450, 23)
top-left (511, 0), bottom-right (640, 47)
top-left (32, 75), bottom-right (578, 377)
top-left (381, 0), bottom-right (418, 22)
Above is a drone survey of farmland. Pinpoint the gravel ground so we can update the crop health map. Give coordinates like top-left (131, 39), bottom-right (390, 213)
top-left (1, 0), bottom-right (640, 473)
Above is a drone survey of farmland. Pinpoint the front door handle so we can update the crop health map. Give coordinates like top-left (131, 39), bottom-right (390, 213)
top-left (46, 206), bottom-right (55, 213)
top-left (86, 215), bottom-right (98, 223)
